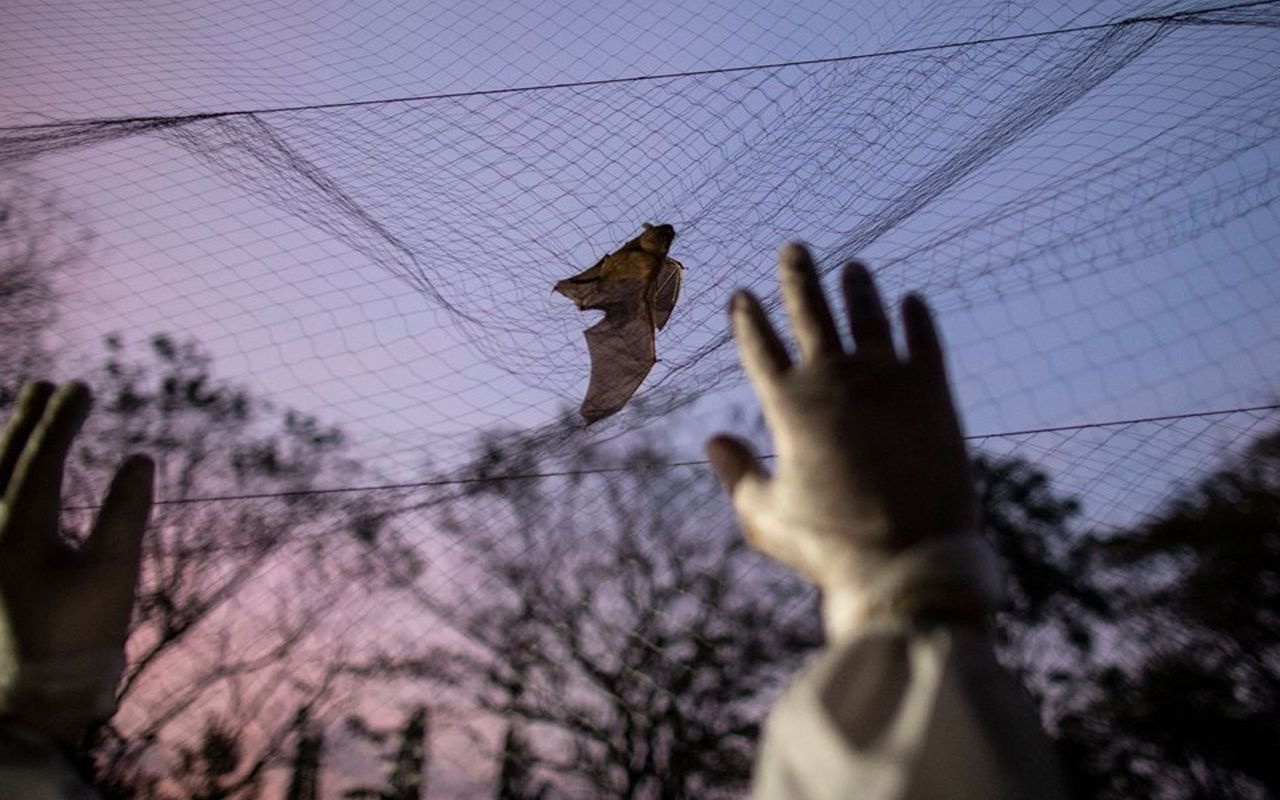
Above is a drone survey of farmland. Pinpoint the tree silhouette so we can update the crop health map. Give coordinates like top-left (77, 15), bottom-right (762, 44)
top-left (0, 170), bottom-right (87, 404)
top-left (285, 707), bottom-right (325, 800)
top-left (402, 428), bottom-right (822, 798)
top-left (1057, 425), bottom-right (1280, 799)
top-left (971, 453), bottom-right (1113, 720)
top-left (67, 334), bottom-right (416, 796)
top-left (495, 724), bottom-right (550, 800)
top-left (342, 706), bottom-right (431, 800)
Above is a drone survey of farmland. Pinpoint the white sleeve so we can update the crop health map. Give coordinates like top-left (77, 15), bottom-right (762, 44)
top-left (753, 622), bottom-right (1068, 800)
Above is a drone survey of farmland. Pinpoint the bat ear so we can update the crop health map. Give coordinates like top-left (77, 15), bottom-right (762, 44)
top-left (643, 222), bottom-right (654, 230)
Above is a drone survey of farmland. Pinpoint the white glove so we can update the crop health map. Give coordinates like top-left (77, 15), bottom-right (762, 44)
top-left (708, 245), bottom-right (996, 641)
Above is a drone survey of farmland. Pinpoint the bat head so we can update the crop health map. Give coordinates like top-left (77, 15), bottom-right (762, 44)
top-left (638, 223), bottom-right (676, 254)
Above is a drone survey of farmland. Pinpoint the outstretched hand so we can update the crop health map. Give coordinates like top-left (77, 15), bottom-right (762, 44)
top-left (708, 244), bottom-right (979, 638)
top-left (0, 381), bottom-right (153, 746)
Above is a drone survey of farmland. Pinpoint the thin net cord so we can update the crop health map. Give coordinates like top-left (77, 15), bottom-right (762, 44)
top-left (4, 0), bottom-right (1278, 793)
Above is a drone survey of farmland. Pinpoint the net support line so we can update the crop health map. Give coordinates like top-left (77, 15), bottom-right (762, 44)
top-left (2, 0), bottom-right (1273, 134)
top-left (63, 402), bottom-right (1280, 510)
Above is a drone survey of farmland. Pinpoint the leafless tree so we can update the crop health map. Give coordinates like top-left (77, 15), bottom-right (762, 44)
top-left (65, 333), bottom-right (420, 796)
top-left (0, 169), bottom-right (88, 402)
top-left (377, 429), bottom-right (821, 798)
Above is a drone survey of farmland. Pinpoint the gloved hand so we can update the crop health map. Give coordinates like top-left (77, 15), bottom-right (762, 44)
top-left (0, 382), bottom-right (153, 747)
top-left (707, 245), bottom-right (994, 641)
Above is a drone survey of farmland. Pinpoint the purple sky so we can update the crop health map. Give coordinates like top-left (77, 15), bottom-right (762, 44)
top-left (3, 0), bottom-right (1279, 794)
top-left (5, 0), bottom-right (1279, 608)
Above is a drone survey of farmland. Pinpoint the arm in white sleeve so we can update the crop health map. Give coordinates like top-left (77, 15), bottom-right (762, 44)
top-left (709, 250), bottom-right (1070, 799)
top-left (753, 536), bottom-right (1068, 800)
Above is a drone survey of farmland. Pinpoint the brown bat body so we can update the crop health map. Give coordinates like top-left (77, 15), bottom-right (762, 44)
top-left (554, 224), bottom-right (683, 423)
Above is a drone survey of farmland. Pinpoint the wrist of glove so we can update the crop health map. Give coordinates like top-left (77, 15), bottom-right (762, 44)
top-left (0, 648), bottom-right (124, 748)
top-left (818, 532), bottom-right (1001, 642)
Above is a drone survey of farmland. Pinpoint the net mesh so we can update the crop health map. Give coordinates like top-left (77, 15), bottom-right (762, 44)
top-left (2, 0), bottom-right (1278, 795)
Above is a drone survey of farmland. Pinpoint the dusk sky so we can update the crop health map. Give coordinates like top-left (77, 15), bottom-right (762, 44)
top-left (3, 0), bottom-right (1279, 794)
top-left (3, 0), bottom-right (1276, 497)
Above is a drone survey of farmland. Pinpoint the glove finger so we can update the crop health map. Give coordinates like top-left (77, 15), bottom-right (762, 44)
top-left (730, 290), bottom-right (791, 386)
top-left (84, 454), bottom-right (154, 639)
top-left (2, 382), bottom-right (91, 557)
top-left (842, 262), bottom-right (895, 359)
top-left (705, 435), bottom-right (811, 566)
top-left (706, 434), bottom-right (769, 493)
top-left (902, 293), bottom-right (946, 378)
top-left (706, 435), bottom-right (783, 553)
top-left (0, 381), bottom-right (55, 495)
top-left (778, 243), bottom-right (843, 362)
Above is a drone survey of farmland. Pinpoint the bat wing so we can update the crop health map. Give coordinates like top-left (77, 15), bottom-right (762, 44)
top-left (552, 254), bottom-right (609, 308)
top-left (651, 257), bottom-right (683, 331)
top-left (580, 278), bottom-right (656, 423)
